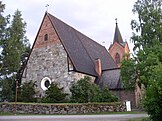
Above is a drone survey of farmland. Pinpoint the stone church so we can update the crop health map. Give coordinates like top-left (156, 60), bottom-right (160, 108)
top-left (22, 12), bottom-right (141, 107)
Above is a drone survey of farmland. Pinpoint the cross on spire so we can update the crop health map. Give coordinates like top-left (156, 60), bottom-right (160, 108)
top-left (45, 4), bottom-right (49, 12)
top-left (115, 18), bottom-right (118, 24)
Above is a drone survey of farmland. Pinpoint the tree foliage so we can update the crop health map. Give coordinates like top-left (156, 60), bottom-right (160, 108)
top-left (42, 82), bottom-right (68, 103)
top-left (70, 76), bottom-right (118, 103)
top-left (0, 1), bottom-right (30, 102)
top-left (143, 64), bottom-right (162, 121)
top-left (121, 0), bottom-right (162, 120)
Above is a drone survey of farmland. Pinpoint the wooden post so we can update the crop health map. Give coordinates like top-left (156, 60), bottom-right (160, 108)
top-left (14, 80), bottom-right (18, 114)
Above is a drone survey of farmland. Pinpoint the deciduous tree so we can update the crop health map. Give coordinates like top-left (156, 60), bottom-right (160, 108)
top-left (121, 0), bottom-right (162, 120)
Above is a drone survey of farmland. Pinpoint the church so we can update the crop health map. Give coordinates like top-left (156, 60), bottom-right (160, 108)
top-left (22, 12), bottom-right (141, 108)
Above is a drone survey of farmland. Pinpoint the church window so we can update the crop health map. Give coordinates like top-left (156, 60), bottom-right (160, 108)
top-left (115, 53), bottom-right (120, 64)
top-left (41, 77), bottom-right (51, 91)
top-left (45, 80), bottom-right (50, 88)
top-left (44, 34), bottom-right (48, 41)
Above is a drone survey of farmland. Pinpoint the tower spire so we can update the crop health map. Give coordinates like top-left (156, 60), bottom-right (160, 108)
top-left (113, 19), bottom-right (123, 44)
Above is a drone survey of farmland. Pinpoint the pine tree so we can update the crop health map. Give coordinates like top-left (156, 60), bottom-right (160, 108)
top-left (0, 6), bottom-right (30, 101)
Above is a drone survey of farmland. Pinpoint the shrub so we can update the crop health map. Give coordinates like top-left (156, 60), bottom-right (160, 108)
top-left (18, 80), bottom-right (37, 102)
top-left (100, 87), bottom-right (118, 102)
top-left (70, 76), bottom-right (118, 103)
top-left (42, 82), bottom-right (68, 103)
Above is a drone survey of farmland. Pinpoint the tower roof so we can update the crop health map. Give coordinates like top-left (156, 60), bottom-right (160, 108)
top-left (113, 22), bottom-right (123, 44)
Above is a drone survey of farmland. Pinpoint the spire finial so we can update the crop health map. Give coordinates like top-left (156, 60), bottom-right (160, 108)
top-left (45, 4), bottom-right (49, 12)
top-left (115, 18), bottom-right (118, 24)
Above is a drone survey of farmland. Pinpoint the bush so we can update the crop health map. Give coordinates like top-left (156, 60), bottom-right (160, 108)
top-left (42, 82), bottom-right (68, 103)
top-left (100, 87), bottom-right (118, 102)
top-left (70, 76), bottom-right (118, 103)
top-left (18, 80), bottom-right (37, 102)
top-left (142, 118), bottom-right (152, 121)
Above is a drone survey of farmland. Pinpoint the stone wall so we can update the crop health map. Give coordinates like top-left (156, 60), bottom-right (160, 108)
top-left (0, 102), bottom-right (126, 114)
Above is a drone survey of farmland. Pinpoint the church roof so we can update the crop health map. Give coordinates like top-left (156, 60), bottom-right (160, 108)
top-left (99, 69), bottom-right (123, 89)
top-left (47, 12), bottom-right (117, 76)
top-left (113, 22), bottom-right (123, 44)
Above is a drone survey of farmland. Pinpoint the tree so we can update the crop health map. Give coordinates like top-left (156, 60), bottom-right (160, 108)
top-left (143, 64), bottom-right (162, 121)
top-left (1, 9), bottom-right (30, 79)
top-left (0, 78), bottom-right (13, 101)
top-left (42, 82), bottom-right (68, 103)
top-left (0, 7), bottom-right (30, 101)
top-left (18, 80), bottom-right (37, 102)
top-left (121, 0), bottom-right (162, 120)
top-left (0, 1), bottom-right (9, 44)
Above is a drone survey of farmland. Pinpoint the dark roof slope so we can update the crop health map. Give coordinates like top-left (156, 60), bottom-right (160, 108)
top-left (48, 12), bottom-right (117, 76)
top-left (113, 23), bottom-right (123, 44)
top-left (99, 69), bottom-right (123, 89)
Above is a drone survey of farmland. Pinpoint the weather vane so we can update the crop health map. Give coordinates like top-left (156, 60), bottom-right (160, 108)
top-left (45, 4), bottom-right (49, 12)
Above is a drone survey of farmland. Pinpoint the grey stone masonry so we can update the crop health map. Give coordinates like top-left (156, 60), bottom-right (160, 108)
top-left (22, 43), bottom-right (87, 97)
top-left (0, 102), bottom-right (126, 114)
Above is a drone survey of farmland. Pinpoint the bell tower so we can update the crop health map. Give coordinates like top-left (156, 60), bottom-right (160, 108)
top-left (109, 20), bottom-right (130, 67)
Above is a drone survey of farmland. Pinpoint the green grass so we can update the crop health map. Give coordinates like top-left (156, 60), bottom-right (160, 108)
top-left (0, 111), bottom-right (146, 116)
top-left (128, 117), bottom-right (149, 121)
top-left (0, 112), bottom-right (15, 116)
top-left (0, 102), bottom-right (122, 105)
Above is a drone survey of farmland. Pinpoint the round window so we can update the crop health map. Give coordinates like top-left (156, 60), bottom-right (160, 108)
top-left (41, 77), bottom-right (51, 91)
top-left (45, 80), bottom-right (50, 88)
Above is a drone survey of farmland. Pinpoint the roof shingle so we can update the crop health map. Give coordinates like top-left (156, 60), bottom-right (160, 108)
top-left (48, 12), bottom-right (117, 76)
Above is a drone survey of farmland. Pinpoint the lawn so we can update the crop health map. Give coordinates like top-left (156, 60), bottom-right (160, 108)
top-left (128, 117), bottom-right (149, 121)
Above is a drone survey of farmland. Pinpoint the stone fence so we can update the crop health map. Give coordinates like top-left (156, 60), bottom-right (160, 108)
top-left (0, 102), bottom-right (126, 114)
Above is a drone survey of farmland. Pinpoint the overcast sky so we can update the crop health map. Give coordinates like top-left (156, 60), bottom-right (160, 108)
top-left (2, 0), bottom-right (137, 51)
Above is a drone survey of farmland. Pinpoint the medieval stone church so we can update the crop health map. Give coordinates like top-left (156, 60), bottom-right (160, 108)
top-left (22, 12), bottom-right (141, 107)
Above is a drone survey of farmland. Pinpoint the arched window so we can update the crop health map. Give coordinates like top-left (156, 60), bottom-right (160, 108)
top-left (44, 34), bottom-right (48, 41)
top-left (115, 53), bottom-right (120, 64)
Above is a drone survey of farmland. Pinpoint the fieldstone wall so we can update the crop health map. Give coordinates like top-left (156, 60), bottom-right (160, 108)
top-left (0, 102), bottom-right (126, 114)
top-left (22, 43), bottom-right (88, 97)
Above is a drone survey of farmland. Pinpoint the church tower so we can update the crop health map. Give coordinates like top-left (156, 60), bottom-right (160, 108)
top-left (109, 20), bottom-right (130, 67)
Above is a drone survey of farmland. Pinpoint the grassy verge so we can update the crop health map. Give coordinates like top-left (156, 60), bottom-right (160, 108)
top-left (0, 111), bottom-right (146, 116)
top-left (128, 117), bottom-right (150, 121)
top-left (0, 112), bottom-right (14, 116)
top-left (0, 102), bottom-right (123, 105)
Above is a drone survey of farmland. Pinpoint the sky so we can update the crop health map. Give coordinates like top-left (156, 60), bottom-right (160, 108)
top-left (2, 0), bottom-right (137, 51)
